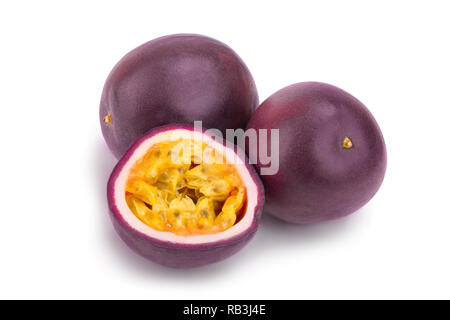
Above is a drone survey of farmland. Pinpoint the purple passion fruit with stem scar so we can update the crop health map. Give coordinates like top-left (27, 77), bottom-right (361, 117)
top-left (246, 82), bottom-right (387, 224)
top-left (100, 34), bottom-right (258, 158)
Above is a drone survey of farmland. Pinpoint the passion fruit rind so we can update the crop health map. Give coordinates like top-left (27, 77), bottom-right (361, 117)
top-left (107, 125), bottom-right (264, 268)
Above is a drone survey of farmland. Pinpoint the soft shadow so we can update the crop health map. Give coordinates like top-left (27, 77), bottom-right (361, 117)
top-left (252, 207), bottom-right (367, 254)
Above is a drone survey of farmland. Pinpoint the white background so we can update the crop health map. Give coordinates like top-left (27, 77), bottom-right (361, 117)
top-left (1, 0), bottom-right (449, 299)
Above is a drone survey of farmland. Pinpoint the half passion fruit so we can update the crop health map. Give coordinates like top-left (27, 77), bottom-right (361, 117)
top-left (107, 125), bottom-right (264, 268)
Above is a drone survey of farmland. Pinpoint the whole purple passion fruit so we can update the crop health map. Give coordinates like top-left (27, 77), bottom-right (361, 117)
top-left (107, 125), bottom-right (264, 268)
top-left (246, 82), bottom-right (386, 224)
top-left (100, 34), bottom-right (258, 158)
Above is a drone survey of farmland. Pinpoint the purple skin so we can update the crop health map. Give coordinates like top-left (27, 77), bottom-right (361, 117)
top-left (107, 125), bottom-right (265, 268)
top-left (100, 34), bottom-right (259, 159)
top-left (246, 82), bottom-right (387, 224)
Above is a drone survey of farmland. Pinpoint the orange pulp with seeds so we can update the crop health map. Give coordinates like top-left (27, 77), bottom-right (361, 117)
top-left (125, 139), bottom-right (247, 235)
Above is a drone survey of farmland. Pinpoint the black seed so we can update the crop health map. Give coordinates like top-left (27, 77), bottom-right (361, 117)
top-left (201, 210), bottom-right (208, 218)
top-left (189, 163), bottom-right (198, 169)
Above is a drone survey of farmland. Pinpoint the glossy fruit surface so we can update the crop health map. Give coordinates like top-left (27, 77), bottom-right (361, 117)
top-left (246, 82), bottom-right (386, 224)
top-left (100, 34), bottom-right (258, 158)
top-left (108, 125), bottom-right (264, 268)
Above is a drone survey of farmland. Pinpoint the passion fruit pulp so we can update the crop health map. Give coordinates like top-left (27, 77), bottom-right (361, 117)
top-left (107, 125), bottom-right (264, 268)
top-left (125, 138), bottom-right (247, 235)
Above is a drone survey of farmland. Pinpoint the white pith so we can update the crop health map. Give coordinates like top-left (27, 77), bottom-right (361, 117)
top-left (113, 129), bottom-right (258, 245)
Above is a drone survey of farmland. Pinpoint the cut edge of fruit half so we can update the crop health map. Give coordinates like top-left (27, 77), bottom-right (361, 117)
top-left (109, 127), bottom-right (261, 245)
